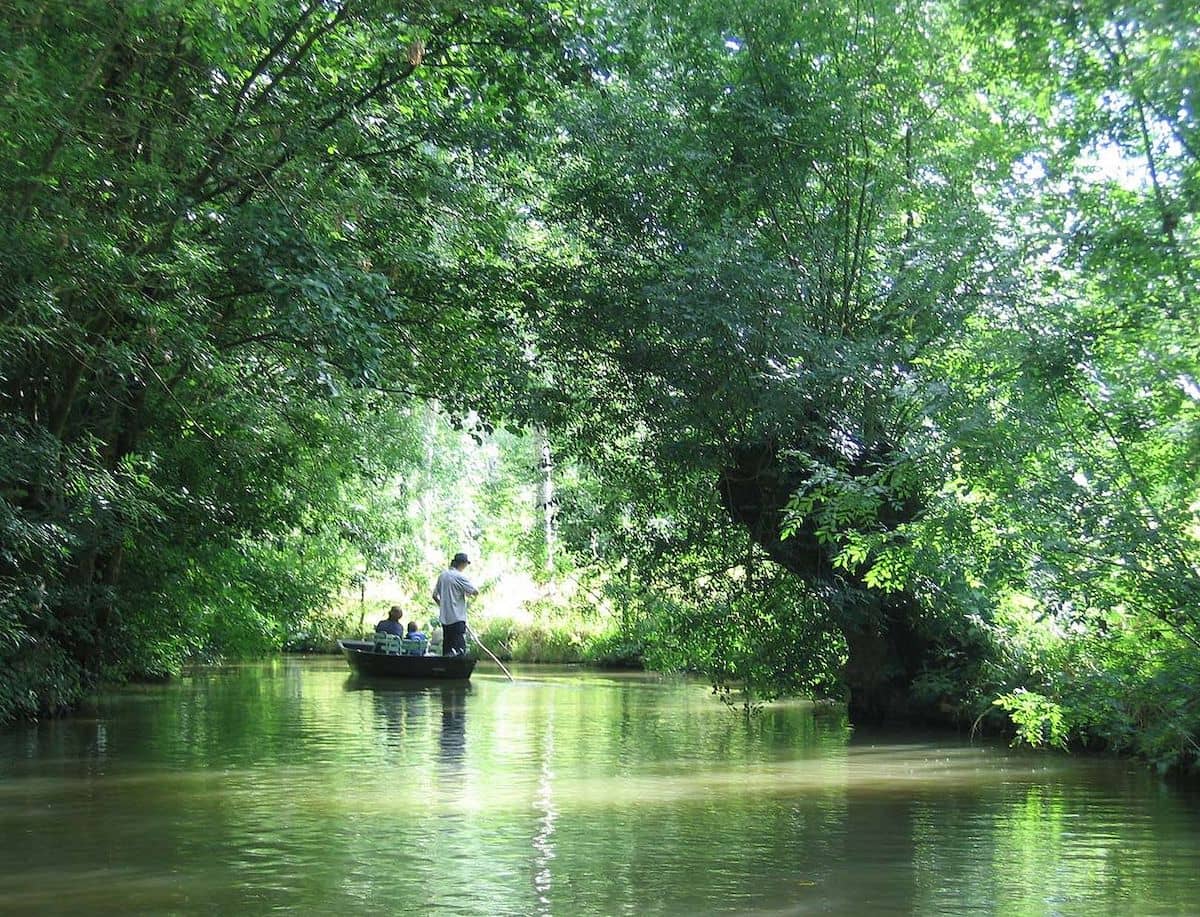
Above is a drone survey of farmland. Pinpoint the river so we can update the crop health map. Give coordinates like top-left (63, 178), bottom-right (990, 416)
top-left (1, 658), bottom-right (1197, 915)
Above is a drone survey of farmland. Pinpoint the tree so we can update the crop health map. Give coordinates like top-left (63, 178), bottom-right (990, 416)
top-left (0, 0), bottom-right (583, 718)
top-left (917, 0), bottom-right (1200, 767)
top-left (521, 0), bottom-right (1010, 718)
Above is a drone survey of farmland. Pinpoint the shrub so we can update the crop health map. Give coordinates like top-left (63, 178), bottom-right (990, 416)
top-left (581, 628), bottom-right (645, 668)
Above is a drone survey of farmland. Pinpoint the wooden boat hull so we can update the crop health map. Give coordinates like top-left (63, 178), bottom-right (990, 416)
top-left (338, 640), bottom-right (476, 679)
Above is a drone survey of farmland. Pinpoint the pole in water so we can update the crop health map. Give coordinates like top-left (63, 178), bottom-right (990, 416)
top-left (467, 626), bottom-right (514, 682)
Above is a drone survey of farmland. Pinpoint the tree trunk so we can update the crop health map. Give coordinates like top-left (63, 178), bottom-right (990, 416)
top-left (716, 439), bottom-right (955, 724)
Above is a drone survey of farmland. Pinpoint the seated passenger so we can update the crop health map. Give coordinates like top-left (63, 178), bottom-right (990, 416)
top-left (403, 620), bottom-right (429, 655)
top-left (374, 605), bottom-right (404, 637)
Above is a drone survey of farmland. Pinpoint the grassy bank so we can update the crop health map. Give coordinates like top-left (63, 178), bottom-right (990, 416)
top-left (468, 615), bottom-right (644, 668)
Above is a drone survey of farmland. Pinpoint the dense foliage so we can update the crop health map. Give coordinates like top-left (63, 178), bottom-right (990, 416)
top-left (0, 0), bottom-right (575, 719)
top-left (1, 0), bottom-right (1197, 770)
top-left (524, 0), bottom-right (1010, 722)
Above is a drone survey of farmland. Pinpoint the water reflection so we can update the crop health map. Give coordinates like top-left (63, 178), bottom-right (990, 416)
top-left (532, 719), bottom-right (556, 915)
top-left (0, 661), bottom-right (1197, 916)
top-left (438, 683), bottom-right (469, 770)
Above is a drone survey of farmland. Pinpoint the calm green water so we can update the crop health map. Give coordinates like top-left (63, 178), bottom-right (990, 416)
top-left (1, 658), bottom-right (1198, 915)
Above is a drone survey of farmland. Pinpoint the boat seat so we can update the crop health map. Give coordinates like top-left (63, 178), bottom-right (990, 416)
top-left (401, 638), bottom-right (427, 656)
top-left (373, 632), bottom-right (403, 655)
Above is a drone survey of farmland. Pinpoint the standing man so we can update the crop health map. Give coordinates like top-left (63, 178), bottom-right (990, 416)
top-left (432, 552), bottom-right (478, 656)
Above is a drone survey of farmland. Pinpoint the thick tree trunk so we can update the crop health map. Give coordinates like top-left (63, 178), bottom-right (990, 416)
top-left (716, 439), bottom-right (951, 723)
top-left (840, 594), bottom-right (941, 724)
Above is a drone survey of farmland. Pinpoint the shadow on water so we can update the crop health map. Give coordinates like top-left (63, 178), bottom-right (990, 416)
top-left (342, 674), bottom-right (473, 695)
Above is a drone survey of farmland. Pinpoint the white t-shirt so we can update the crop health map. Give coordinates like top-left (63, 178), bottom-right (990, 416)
top-left (433, 568), bottom-right (477, 625)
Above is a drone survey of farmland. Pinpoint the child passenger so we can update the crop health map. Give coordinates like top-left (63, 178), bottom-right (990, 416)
top-left (405, 620), bottom-right (429, 655)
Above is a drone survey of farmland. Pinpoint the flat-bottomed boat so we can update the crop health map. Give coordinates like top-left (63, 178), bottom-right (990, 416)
top-left (338, 639), bottom-right (476, 679)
